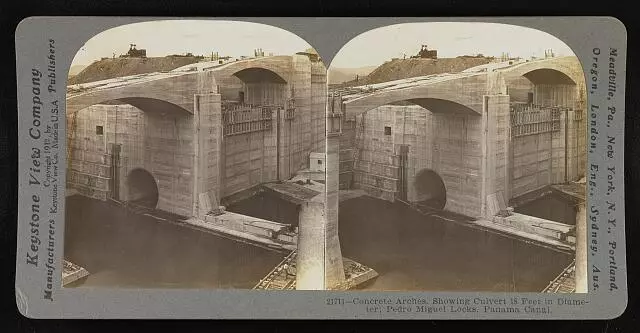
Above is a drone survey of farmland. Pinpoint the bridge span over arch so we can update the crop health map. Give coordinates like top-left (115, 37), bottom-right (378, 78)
top-left (204, 55), bottom-right (294, 84)
top-left (337, 70), bottom-right (508, 218)
top-left (203, 55), bottom-right (326, 191)
top-left (497, 56), bottom-right (587, 198)
top-left (336, 56), bottom-right (585, 218)
top-left (67, 55), bottom-right (327, 218)
top-left (67, 70), bottom-right (218, 115)
top-left (342, 73), bottom-right (487, 118)
top-left (66, 70), bottom-right (222, 218)
top-left (498, 56), bottom-right (584, 88)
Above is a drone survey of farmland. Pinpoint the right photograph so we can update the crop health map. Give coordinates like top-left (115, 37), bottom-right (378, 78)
top-left (326, 22), bottom-right (587, 293)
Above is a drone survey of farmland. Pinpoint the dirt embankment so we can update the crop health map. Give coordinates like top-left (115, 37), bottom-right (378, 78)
top-left (68, 56), bottom-right (202, 85)
top-left (328, 66), bottom-right (378, 84)
top-left (342, 56), bottom-right (495, 86)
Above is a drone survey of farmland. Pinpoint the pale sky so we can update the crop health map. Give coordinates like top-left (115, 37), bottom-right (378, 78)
top-left (72, 20), bottom-right (313, 66)
top-left (330, 22), bottom-right (576, 69)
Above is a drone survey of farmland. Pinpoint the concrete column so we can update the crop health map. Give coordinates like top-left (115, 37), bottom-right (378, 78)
top-left (296, 196), bottom-right (327, 290)
top-left (192, 92), bottom-right (222, 218)
top-left (575, 201), bottom-right (588, 292)
top-left (296, 133), bottom-right (345, 290)
top-left (292, 55), bottom-right (312, 173)
top-left (481, 95), bottom-right (510, 218)
top-left (324, 133), bottom-right (345, 288)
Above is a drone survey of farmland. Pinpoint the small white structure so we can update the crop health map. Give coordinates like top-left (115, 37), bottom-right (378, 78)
top-left (309, 152), bottom-right (326, 172)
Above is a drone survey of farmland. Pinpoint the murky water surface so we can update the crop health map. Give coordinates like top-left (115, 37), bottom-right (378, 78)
top-left (339, 195), bottom-right (573, 292)
top-left (64, 196), bottom-right (284, 289)
top-left (65, 192), bottom-right (574, 291)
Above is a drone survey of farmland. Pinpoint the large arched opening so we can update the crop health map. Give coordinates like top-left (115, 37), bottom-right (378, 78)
top-left (522, 68), bottom-right (578, 107)
top-left (507, 63), bottom-right (586, 202)
top-left (342, 88), bottom-right (483, 216)
top-left (232, 67), bottom-right (288, 106)
top-left (66, 96), bottom-right (196, 216)
top-left (218, 66), bottom-right (293, 197)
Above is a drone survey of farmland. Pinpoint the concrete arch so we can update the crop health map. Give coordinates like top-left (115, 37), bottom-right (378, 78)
top-left (230, 67), bottom-right (289, 106)
top-left (522, 68), bottom-right (576, 85)
top-left (500, 56), bottom-right (584, 89)
top-left (343, 74), bottom-right (487, 117)
top-left (126, 168), bottom-right (159, 208)
top-left (209, 55), bottom-right (293, 84)
top-left (232, 67), bottom-right (287, 84)
top-left (67, 70), bottom-right (218, 115)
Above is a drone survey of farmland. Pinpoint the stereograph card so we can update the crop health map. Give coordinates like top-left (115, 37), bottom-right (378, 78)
top-left (14, 17), bottom-right (627, 319)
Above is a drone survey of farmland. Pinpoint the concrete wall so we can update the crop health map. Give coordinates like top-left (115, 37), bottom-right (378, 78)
top-left (432, 112), bottom-right (484, 217)
top-left (243, 82), bottom-right (286, 105)
top-left (67, 104), bottom-right (197, 216)
top-left (350, 105), bottom-right (433, 202)
top-left (506, 76), bottom-right (534, 103)
top-left (346, 103), bottom-right (484, 217)
top-left (68, 56), bottom-right (328, 215)
top-left (352, 105), bottom-right (404, 201)
top-left (338, 58), bottom-right (587, 218)
top-left (508, 83), bottom-right (585, 201)
top-left (220, 56), bottom-right (324, 199)
top-left (222, 83), bottom-right (284, 198)
top-left (567, 108), bottom-right (586, 181)
top-left (67, 104), bottom-right (132, 202)
top-left (510, 130), bottom-right (553, 199)
top-left (145, 108), bottom-right (195, 216)
top-left (217, 75), bottom-right (244, 101)
top-left (342, 93), bottom-right (582, 218)
top-left (338, 119), bottom-right (356, 189)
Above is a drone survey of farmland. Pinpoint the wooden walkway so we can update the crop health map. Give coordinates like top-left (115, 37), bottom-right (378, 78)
top-left (253, 251), bottom-right (297, 290)
top-left (542, 259), bottom-right (576, 293)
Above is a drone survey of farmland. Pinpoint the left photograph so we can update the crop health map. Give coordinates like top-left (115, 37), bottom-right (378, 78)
top-left (63, 20), bottom-right (330, 289)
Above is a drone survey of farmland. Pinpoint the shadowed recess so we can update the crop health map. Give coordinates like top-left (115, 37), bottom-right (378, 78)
top-left (233, 68), bottom-right (287, 84)
top-left (523, 69), bottom-right (577, 85)
top-left (126, 168), bottom-right (159, 209)
top-left (409, 98), bottom-right (479, 115)
top-left (414, 169), bottom-right (447, 210)
top-left (116, 97), bottom-right (193, 116)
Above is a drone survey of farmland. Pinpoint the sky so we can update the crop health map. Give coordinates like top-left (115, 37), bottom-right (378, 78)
top-left (330, 22), bottom-right (576, 69)
top-left (71, 20), bottom-right (313, 66)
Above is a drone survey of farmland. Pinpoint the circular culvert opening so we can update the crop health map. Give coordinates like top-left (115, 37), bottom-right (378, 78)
top-left (413, 169), bottom-right (447, 210)
top-left (126, 168), bottom-right (159, 209)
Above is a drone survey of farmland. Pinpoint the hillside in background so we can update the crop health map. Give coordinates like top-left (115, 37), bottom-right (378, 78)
top-left (328, 66), bottom-right (378, 84)
top-left (338, 56), bottom-right (495, 87)
top-left (68, 64), bottom-right (87, 77)
top-left (68, 56), bottom-right (202, 85)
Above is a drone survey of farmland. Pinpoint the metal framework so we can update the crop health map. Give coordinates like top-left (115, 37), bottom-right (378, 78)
top-left (222, 103), bottom-right (276, 136)
top-left (510, 104), bottom-right (565, 137)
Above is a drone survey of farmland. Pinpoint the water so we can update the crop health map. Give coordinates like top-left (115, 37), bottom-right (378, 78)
top-left (227, 192), bottom-right (300, 228)
top-left (64, 192), bottom-right (575, 291)
top-left (514, 194), bottom-right (577, 225)
top-left (338, 196), bottom-right (573, 292)
top-left (64, 196), bottom-right (284, 289)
